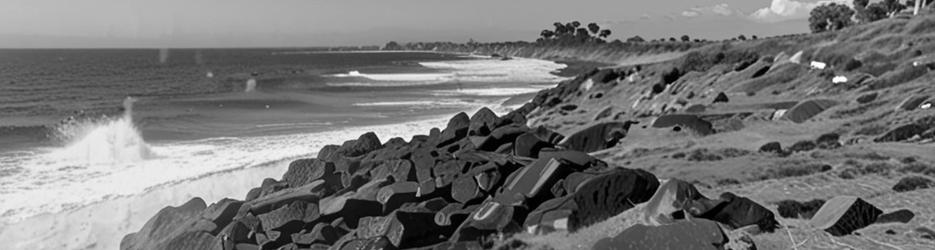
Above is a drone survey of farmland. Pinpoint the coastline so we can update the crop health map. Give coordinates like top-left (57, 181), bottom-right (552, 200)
top-left (0, 53), bottom-right (575, 250)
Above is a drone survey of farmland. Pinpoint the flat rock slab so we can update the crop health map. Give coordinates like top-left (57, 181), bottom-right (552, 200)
top-left (810, 196), bottom-right (882, 236)
top-left (281, 159), bottom-right (333, 188)
top-left (243, 180), bottom-right (324, 216)
top-left (257, 201), bottom-right (319, 232)
top-left (592, 219), bottom-right (726, 250)
top-left (377, 181), bottom-right (420, 212)
top-left (500, 158), bottom-right (571, 205)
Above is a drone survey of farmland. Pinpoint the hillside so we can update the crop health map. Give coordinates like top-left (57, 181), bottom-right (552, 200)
top-left (120, 12), bottom-right (935, 250)
top-left (510, 12), bottom-right (935, 249)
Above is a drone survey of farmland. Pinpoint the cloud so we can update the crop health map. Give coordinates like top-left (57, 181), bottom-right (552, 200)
top-left (680, 3), bottom-right (740, 18)
top-left (749, 0), bottom-right (852, 22)
top-left (711, 3), bottom-right (734, 16)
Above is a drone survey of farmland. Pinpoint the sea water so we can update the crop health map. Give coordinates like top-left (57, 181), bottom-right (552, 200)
top-left (0, 49), bottom-right (566, 249)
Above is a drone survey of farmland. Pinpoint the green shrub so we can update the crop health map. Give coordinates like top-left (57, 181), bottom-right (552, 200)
top-left (900, 163), bottom-right (935, 176)
top-left (687, 148), bottom-right (723, 161)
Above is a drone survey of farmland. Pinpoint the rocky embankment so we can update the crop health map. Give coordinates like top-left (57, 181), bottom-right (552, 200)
top-left (121, 104), bottom-right (783, 250)
top-left (123, 13), bottom-right (935, 250)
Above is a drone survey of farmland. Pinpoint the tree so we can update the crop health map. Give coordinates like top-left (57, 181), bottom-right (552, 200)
top-left (575, 28), bottom-right (591, 42)
top-left (553, 22), bottom-right (568, 36)
top-left (738, 35), bottom-right (747, 41)
top-left (669, 37), bottom-right (677, 42)
top-left (587, 23), bottom-right (600, 35)
top-left (599, 29), bottom-right (612, 38)
top-left (751, 35), bottom-right (758, 40)
top-left (540, 30), bottom-right (555, 39)
top-left (809, 3), bottom-right (855, 33)
top-left (681, 35), bottom-right (690, 42)
top-left (854, 0), bottom-right (870, 9)
top-left (858, 2), bottom-right (890, 23)
top-left (881, 0), bottom-right (906, 16)
top-left (383, 41), bottom-right (403, 50)
top-left (626, 36), bottom-right (645, 43)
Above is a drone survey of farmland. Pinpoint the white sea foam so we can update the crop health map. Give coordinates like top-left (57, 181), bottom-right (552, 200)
top-left (327, 56), bottom-right (568, 87)
top-left (330, 71), bottom-right (452, 82)
top-left (431, 85), bottom-right (554, 97)
top-left (351, 100), bottom-right (481, 109)
top-left (419, 57), bottom-right (568, 83)
top-left (0, 115), bottom-right (457, 227)
top-left (50, 97), bottom-right (153, 166)
top-left (325, 81), bottom-right (447, 87)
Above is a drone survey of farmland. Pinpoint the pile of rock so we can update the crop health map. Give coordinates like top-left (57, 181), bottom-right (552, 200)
top-left (120, 107), bottom-right (665, 250)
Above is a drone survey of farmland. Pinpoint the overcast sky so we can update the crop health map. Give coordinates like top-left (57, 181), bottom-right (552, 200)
top-left (0, 0), bottom-right (853, 48)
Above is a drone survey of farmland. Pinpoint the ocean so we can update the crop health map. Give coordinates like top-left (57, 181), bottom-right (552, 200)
top-left (0, 49), bottom-right (567, 249)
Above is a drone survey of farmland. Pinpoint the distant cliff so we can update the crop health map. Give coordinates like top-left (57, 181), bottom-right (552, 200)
top-left (384, 41), bottom-right (704, 66)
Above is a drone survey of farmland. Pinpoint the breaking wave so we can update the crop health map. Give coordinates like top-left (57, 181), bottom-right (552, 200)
top-left (51, 97), bottom-right (153, 165)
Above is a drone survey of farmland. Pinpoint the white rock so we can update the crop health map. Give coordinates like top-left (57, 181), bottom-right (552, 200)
top-left (789, 51), bottom-right (804, 64)
top-left (832, 76), bottom-right (848, 84)
top-left (580, 79), bottom-right (594, 92)
top-left (772, 109), bottom-right (787, 120)
top-left (810, 61), bottom-right (827, 70)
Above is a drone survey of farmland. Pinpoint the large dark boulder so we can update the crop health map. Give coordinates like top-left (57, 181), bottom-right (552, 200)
top-left (713, 92), bottom-right (729, 103)
top-left (513, 132), bottom-right (551, 158)
top-left (334, 132), bottom-right (384, 158)
top-left (788, 140), bottom-right (816, 153)
top-left (875, 124), bottom-right (926, 142)
top-left (810, 196), bottom-right (882, 236)
top-left (559, 122), bottom-right (632, 153)
top-left (758, 141), bottom-right (783, 154)
top-left (438, 112), bottom-right (470, 147)
top-left (282, 159), bottom-right (334, 188)
top-left (876, 209), bottom-right (916, 224)
top-left (699, 192), bottom-right (779, 232)
top-left (892, 176), bottom-right (934, 192)
top-left (121, 198), bottom-right (209, 250)
top-left (474, 124), bottom-right (527, 151)
top-left (497, 158), bottom-right (576, 206)
top-left (641, 179), bottom-right (717, 226)
top-left (523, 168), bottom-right (659, 233)
top-left (198, 199), bottom-right (243, 235)
top-left (816, 133), bottom-right (841, 149)
top-left (469, 107), bottom-right (499, 137)
top-left (592, 219), bottom-right (727, 250)
top-left (256, 200), bottom-right (318, 233)
top-left (369, 159), bottom-right (415, 183)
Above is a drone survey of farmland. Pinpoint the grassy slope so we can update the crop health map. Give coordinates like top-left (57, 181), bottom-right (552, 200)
top-left (509, 13), bottom-right (935, 250)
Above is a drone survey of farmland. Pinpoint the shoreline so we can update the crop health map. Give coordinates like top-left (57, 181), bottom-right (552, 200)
top-left (0, 53), bottom-right (577, 250)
